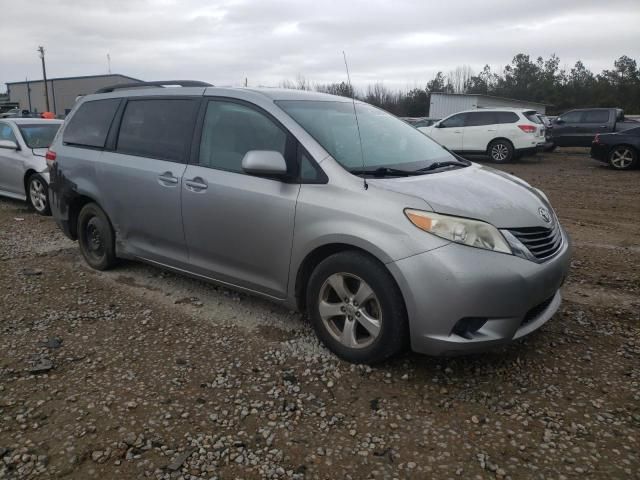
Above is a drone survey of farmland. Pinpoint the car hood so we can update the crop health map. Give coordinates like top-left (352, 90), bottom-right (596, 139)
top-left (368, 163), bottom-right (552, 229)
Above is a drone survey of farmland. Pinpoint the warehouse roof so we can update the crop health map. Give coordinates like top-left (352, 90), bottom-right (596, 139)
top-left (6, 74), bottom-right (142, 85)
top-left (430, 92), bottom-right (550, 107)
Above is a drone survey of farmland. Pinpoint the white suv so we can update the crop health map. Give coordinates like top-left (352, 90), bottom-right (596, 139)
top-left (419, 108), bottom-right (545, 163)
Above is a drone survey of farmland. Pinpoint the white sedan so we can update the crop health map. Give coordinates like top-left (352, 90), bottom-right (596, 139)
top-left (0, 118), bottom-right (63, 215)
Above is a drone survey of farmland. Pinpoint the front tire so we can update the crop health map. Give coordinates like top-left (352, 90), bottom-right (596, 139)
top-left (488, 139), bottom-right (514, 163)
top-left (608, 146), bottom-right (637, 170)
top-left (27, 174), bottom-right (51, 216)
top-left (77, 203), bottom-right (117, 270)
top-left (306, 251), bottom-right (408, 364)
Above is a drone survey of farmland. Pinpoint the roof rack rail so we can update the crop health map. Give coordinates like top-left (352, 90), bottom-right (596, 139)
top-left (95, 80), bottom-right (213, 94)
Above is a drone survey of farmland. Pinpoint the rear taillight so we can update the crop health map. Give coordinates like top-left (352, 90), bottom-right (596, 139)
top-left (45, 150), bottom-right (57, 170)
top-left (518, 124), bottom-right (537, 134)
top-left (593, 134), bottom-right (600, 144)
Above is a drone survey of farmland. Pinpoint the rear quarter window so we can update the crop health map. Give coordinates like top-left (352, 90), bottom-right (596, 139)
top-left (63, 99), bottom-right (120, 148)
top-left (523, 112), bottom-right (541, 124)
top-left (495, 112), bottom-right (519, 124)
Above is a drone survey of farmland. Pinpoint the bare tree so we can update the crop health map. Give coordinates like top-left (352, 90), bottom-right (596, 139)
top-left (447, 65), bottom-right (474, 93)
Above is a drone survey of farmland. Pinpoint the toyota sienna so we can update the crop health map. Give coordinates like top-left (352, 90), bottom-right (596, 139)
top-left (48, 81), bottom-right (571, 364)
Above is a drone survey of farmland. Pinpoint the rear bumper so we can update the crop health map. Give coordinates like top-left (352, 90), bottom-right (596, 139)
top-left (516, 146), bottom-right (542, 157)
top-left (387, 227), bottom-right (571, 356)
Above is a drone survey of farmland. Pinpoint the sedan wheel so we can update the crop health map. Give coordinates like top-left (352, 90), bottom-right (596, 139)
top-left (609, 147), bottom-right (637, 170)
top-left (318, 273), bottom-right (382, 349)
top-left (27, 174), bottom-right (51, 216)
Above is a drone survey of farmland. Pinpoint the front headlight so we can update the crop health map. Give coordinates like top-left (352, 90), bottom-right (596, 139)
top-left (405, 209), bottom-right (512, 254)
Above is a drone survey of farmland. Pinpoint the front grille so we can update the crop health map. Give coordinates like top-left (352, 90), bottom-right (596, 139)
top-left (522, 295), bottom-right (555, 326)
top-left (508, 222), bottom-right (563, 261)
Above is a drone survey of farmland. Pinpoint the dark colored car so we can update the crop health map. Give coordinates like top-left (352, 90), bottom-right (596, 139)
top-left (590, 126), bottom-right (640, 170)
top-left (552, 108), bottom-right (638, 147)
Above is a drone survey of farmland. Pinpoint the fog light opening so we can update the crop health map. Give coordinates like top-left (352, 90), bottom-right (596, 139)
top-left (452, 317), bottom-right (487, 339)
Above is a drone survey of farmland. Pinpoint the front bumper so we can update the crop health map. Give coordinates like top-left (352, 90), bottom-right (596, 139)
top-left (590, 144), bottom-right (608, 163)
top-left (387, 227), bottom-right (571, 355)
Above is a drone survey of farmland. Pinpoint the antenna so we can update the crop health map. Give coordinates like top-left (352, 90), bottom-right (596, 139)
top-left (342, 51), bottom-right (368, 190)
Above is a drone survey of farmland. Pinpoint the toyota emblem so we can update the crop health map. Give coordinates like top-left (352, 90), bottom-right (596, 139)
top-left (538, 207), bottom-right (551, 223)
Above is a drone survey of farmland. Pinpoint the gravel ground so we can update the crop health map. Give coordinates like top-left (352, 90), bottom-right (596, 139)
top-left (0, 149), bottom-right (638, 480)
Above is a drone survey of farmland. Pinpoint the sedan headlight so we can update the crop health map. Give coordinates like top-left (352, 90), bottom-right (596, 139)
top-left (405, 209), bottom-right (512, 254)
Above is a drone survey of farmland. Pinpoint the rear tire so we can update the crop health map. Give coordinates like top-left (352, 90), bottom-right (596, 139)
top-left (306, 251), bottom-right (408, 364)
top-left (77, 203), bottom-right (117, 270)
top-left (26, 173), bottom-right (51, 216)
top-left (488, 139), bottom-right (514, 163)
top-left (608, 145), bottom-right (637, 170)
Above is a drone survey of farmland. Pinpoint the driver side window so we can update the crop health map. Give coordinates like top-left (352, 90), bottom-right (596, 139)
top-left (0, 123), bottom-right (17, 143)
top-left (561, 111), bottom-right (583, 123)
top-left (440, 113), bottom-right (465, 128)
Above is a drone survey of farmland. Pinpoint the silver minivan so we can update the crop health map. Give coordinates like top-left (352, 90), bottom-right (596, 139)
top-left (49, 81), bottom-right (571, 363)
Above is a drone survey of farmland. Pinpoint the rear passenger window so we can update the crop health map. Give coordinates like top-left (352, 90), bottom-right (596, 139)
top-left (583, 110), bottom-right (610, 123)
top-left (116, 99), bottom-right (197, 162)
top-left (495, 112), bottom-right (519, 124)
top-left (63, 99), bottom-right (120, 148)
top-left (198, 101), bottom-right (287, 173)
top-left (464, 112), bottom-right (496, 126)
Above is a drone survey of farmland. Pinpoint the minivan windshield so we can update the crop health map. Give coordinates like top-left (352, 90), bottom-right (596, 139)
top-left (277, 100), bottom-right (464, 173)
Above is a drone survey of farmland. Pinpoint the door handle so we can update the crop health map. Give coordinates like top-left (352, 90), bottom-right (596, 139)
top-left (185, 177), bottom-right (208, 191)
top-left (453, 130), bottom-right (462, 133)
top-left (158, 172), bottom-right (178, 186)
top-left (487, 129), bottom-right (497, 132)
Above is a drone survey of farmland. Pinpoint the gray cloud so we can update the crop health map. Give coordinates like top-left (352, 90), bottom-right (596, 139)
top-left (1, 0), bottom-right (639, 91)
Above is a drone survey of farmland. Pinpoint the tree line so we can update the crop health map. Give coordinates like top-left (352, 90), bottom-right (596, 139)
top-left (280, 54), bottom-right (640, 117)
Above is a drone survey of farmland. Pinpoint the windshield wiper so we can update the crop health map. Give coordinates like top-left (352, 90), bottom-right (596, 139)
top-left (349, 166), bottom-right (425, 177)
top-left (417, 160), bottom-right (468, 172)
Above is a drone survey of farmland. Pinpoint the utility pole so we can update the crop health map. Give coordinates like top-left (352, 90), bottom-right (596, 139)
top-left (37, 46), bottom-right (50, 112)
top-left (26, 77), bottom-right (32, 111)
top-left (107, 53), bottom-right (111, 74)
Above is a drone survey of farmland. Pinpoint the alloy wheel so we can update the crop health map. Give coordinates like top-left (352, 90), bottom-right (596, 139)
top-left (491, 143), bottom-right (509, 162)
top-left (610, 148), bottom-right (634, 169)
top-left (318, 273), bottom-right (382, 349)
top-left (29, 178), bottom-right (47, 212)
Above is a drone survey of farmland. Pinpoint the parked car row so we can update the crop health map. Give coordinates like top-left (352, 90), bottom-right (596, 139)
top-left (407, 106), bottom-right (639, 170)
top-left (27, 80), bottom-right (571, 364)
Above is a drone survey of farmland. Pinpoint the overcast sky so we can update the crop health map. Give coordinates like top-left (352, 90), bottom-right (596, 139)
top-left (1, 0), bottom-right (639, 91)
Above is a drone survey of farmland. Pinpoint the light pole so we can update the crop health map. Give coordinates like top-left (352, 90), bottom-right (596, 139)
top-left (37, 46), bottom-right (50, 112)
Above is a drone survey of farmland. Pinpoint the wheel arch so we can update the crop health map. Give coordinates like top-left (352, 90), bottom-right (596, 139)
top-left (67, 194), bottom-right (102, 240)
top-left (22, 169), bottom-right (38, 195)
top-left (608, 143), bottom-right (638, 155)
top-left (486, 137), bottom-right (514, 153)
top-left (293, 243), bottom-right (407, 315)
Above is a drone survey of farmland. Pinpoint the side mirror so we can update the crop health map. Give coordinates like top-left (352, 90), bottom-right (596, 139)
top-left (554, 118), bottom-right (564, 124)
top-left (242, 150), bottom-right (287, 176)
top-left (434, 122), bottom-right (443, 128)
top-left (0, 140), bottom-right (19, 150)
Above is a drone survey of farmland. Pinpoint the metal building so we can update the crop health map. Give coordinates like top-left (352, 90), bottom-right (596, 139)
top-left (5, 74), bottom-right (142, 117)
top-left (429, 92), bottom-right (547, 118)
